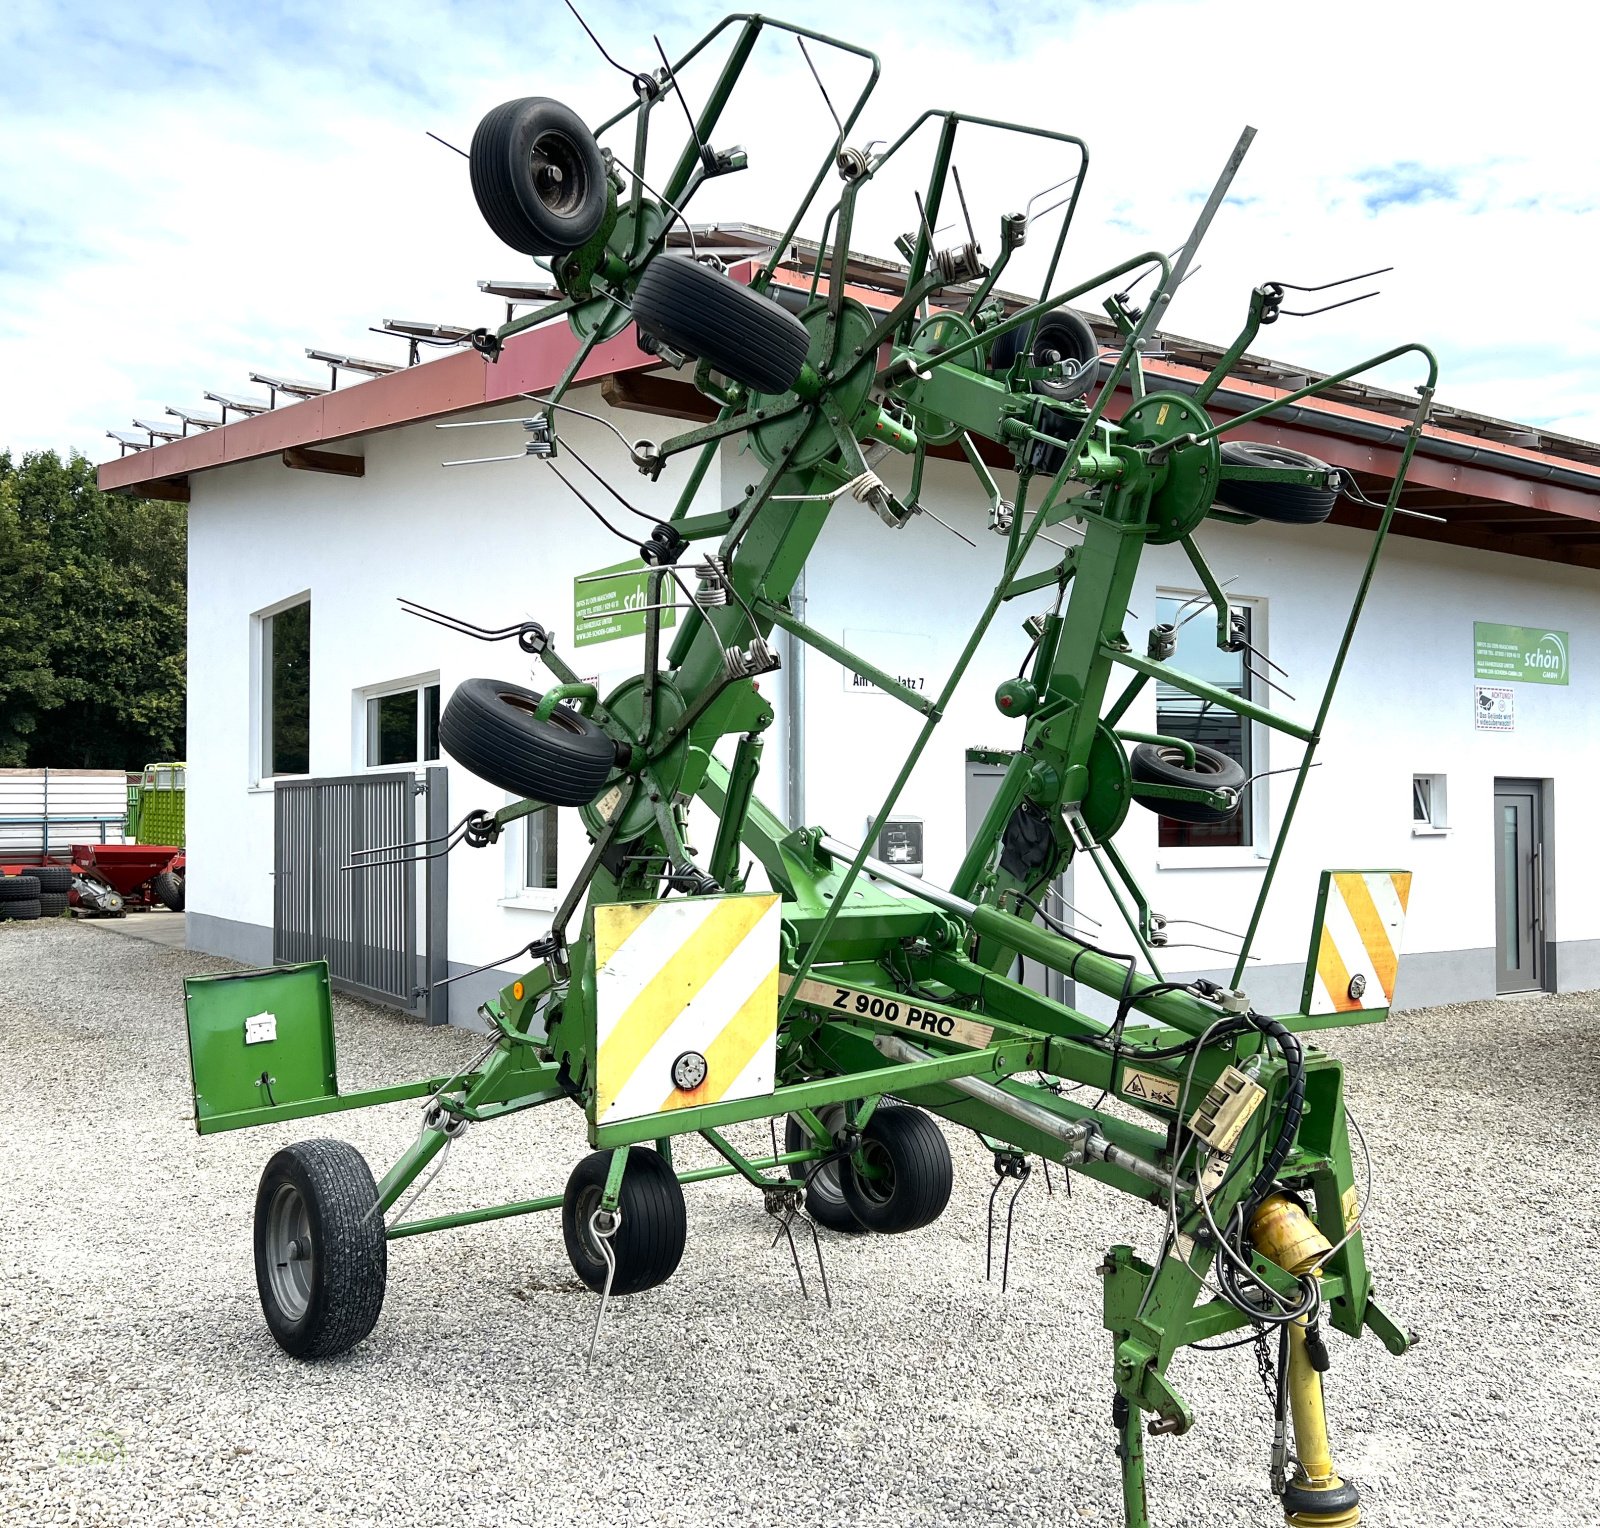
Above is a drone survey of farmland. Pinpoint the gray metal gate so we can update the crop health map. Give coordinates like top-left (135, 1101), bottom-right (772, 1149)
top-left (274, 767), bottom-right (449, 1022)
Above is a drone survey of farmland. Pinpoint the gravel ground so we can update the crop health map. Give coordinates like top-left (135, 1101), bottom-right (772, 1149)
top-left (1, 919), bottom-right (1597, 1528)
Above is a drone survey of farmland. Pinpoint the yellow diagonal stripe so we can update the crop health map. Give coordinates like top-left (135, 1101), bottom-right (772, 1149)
top-left (1391, 871), bottom-right (1412, 914)
top-left (657, 964), bottom-right (779, 1114)
top-left (1316, 926), bottom-right (1356, 1013)
top-left (594, 901), bottom-right (658, 967)
top-left (1336, 872), bottom-right (1398, 999)
top-left (594, 897), bottom-right (775, 1119)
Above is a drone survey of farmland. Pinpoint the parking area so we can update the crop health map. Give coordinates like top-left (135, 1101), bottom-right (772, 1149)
top-left (2, 918), bottom-right (1596, 1527)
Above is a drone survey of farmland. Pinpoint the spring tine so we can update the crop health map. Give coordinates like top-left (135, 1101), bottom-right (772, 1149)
top-left (1280, 290), bottom-right (1381, 319)
top-left (398, 598), bottom-right (525, 641)
top-left (585, 1210), bottom-right (619, 1371)
top-left (800, 1208), bottom-right (831, 1309)
top-left (442, 452), bottom-right (528, 467)
top-left (350, 808), bottom-right (478, 858)
top-left (1001, 1164), bottom-right (1031, 1294)
top-left (913, 501), bottom-right (978, 548)
top-left (1041, 1158), bottom-right (1053, 1197)
top-left (985, 1169), bottom-right (1005, 1281)
top-left (1269, 264), bottom-right (1393, 295)
top-left (1244, 660), bottom-right (1297, 702)
top-left (796, 35), bottom-right (845, 157)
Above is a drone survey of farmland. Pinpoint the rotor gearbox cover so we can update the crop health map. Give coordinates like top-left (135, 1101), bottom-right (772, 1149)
top-left (1119, 392), bottom-right (1219, 546)
top-left (750, 297), bottom-right (878, 471)
top-left (578, 674), bottom-right (690, 841)
top-left (1079, 721), bottom-right (1133, 844)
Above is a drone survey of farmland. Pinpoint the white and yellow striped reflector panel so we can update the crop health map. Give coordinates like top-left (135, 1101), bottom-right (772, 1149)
top-left (592, 893), bottom-right (781, 1125)
top-left (1306, 871), bottom-right (1412, 1015)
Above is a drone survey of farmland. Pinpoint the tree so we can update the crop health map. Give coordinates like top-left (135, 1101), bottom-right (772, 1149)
top-left (0, 450), bottom-right (186, 769)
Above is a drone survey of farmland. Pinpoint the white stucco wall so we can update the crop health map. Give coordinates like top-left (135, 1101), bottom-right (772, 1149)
top-left (185, 380), bottom-right (1600, 1020)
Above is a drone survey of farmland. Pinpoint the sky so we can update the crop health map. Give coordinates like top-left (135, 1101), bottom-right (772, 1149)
top-left (2, 0), bottom-right (1596, 461)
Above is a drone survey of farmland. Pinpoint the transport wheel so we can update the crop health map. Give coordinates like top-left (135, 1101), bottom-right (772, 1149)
top-left (38, 892), bottom-right (69, 918)
top-left (440, 677), bottom-right (623, 808)
top-left (0, 875), bottom-right (40, 902)
top-left (631, 255), bottom-right (813, 396)
top-left (1216, 441), bottom-right (1340, 524)
top-left (33, 866), bottom-right (72, 895)
top-left (990, 309), bottom-right (1101, 406)
top-left (562, 1147), bottom-right (686, 1296)
top-left (1129, 741), bottom-right (1246, 825)
top-left (784, 1107), bottom-right (867, 1234)
top-left (0, 898), bottom-right (41, 921)
top-left (253, 1139), bottom-right (387, 1359)
top-left (152, 870), bottom-right (185, 912)
top-left (839, 1107), bottom-right (953, 1234)
top-left (470, 97), bottom-right (609, 257)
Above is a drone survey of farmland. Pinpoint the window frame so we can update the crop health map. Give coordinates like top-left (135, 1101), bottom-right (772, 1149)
top-left (251, 591), bottom-right (313, 787)
top-left (500, 799), bottom-right (561, 912)
top-left (1412, 772), bottom-right (1450, 835)
top-left (354, 673), bottom-right (441, 772)
top-left (1151, 588), bottom-right (1269, 869)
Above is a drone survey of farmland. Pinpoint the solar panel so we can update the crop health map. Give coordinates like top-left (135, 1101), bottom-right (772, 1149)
top-left (203, 390), bottom-right (272, 417)
top-left (133, 418), bottom-right (184, 441)
top-left (165, 405), bottom-right (222, 428)
top-left (107, 429), bottom-right (146, 449)
top-left (305, 349), bottom-right (399, 376)
top-left (379, 319), bottom-right (473, 340)
top-left (249, 371), bottom-right (329, 399)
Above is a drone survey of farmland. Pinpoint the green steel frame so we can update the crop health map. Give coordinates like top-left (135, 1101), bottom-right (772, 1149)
top-left (196, 18), bottom-right (1437, 1525)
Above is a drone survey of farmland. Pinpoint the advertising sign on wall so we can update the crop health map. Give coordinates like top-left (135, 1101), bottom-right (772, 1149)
top-left (573, 560), bottom-right (673, 648)
top-left (1473, 623), bottom-right (1569, 685)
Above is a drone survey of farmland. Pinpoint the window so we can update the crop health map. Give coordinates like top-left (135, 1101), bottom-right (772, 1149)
top-left (363, 681), bottom-right (441, 767)
top-left (525, 806), bottom-right (558, 891)
top-left (1153, 593), bottom-right (1256, 849)
top-left (1413, 773), bottom-right (1448, 832)
top-left (260, 599), bottom-right (311, 777)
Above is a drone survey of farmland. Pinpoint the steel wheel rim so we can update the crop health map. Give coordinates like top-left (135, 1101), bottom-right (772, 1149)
top-left (528, 132), bottom-right (586, 217)
top-left (573, 1183), bottom-right (604, 1260)
top-left (851, 1139), bottom-right (896, 1208)
top-left (1159, 746), bottom-right (1222, 777)
top-left (265, 1182), bottom-right (314, 1322)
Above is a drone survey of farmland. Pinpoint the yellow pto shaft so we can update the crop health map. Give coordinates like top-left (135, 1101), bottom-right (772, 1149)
top-left (1250, 1195), bottom-right (1363, 1527)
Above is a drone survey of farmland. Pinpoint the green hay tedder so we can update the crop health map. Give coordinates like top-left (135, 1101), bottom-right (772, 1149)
top-left (184, 15), bottom-right (1435, 1525)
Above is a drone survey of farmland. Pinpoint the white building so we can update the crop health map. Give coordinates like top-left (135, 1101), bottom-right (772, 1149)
top-left (100, 233), bottom-right (1600, 1023)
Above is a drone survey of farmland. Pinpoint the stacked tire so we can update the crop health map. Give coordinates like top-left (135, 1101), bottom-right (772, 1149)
top-left (35, 865), bottom-right (72, 918)
top-left (0, 874), bottom-right (42, 922)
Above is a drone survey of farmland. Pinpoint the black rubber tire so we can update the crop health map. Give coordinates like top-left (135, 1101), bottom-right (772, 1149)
top-left (991, 309), bottom-right (1101, 405)
top-left (839, 1107), bottom-right (954, 1234)
top-left (1216, 441), bottom-right (1340, 525)
top-left (784, 1108), bottom-right (867, 1235)
top-left (470, 97), bottom-right (609, 257)
top-left (38, 892), bottom-right (68, 918)
top-left (1, 898), bottom-right (42, 921)
top-left (253, 1139), bottom-right (387, 1359)
top-left (631, 255), bottom-right (813, 396)
top-left (0, 875), bottom-right (40, 902)
top-left (1130, 741), bottom-right (1246, 825)
top-left (152, 870), bottom-right (185, 912)
top-left (562, 1147), bottom-right (686, 1296)
top-left (34, 866), bottom-right (72, 895)
top-left (440, 677), bottom-right (620, 808)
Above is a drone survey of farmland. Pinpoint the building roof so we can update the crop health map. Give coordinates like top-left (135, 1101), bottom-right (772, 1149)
top-left (98, 234), bottom-right (1600, 571)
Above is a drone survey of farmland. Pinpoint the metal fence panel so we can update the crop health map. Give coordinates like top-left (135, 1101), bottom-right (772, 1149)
top-left (274, 772), bottom-right (430, 1014)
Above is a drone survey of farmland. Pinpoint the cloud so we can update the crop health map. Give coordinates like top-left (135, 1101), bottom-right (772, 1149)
top-left (1353, 163), bottom-right (1461, 213)
top-left (1, 0), bottom-right (1597, 458)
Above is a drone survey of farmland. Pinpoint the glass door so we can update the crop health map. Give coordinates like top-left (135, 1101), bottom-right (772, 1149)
top-left (1493, 782), bottom-right (1541, 994)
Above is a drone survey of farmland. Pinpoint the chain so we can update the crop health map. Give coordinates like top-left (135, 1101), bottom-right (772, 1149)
top-left (1253, 1325), bottom-right (1277, 1411)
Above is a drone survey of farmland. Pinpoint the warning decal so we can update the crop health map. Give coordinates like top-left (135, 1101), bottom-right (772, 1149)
top-left (1119, 1066), bottom-right (1181, 1111)
top-left (1304, 870), bottom-right (1412, 1016)
top-left (593, 894), bottom-right (781, 1124)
